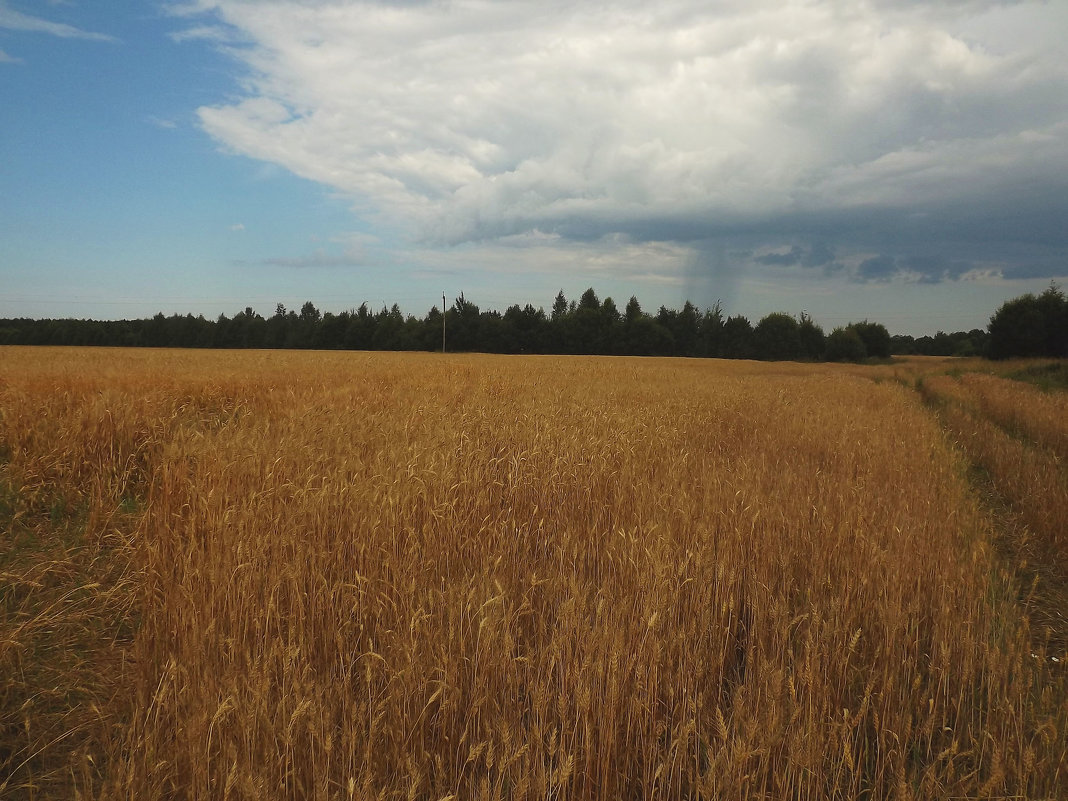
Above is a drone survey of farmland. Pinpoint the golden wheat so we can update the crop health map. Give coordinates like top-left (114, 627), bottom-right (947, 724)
top-left (921, 374), bottom-right (1068, 561)
top-left (957, 372), bottom-right (1068, 460)
top-left (0, 347), bottom-right (1065, 800)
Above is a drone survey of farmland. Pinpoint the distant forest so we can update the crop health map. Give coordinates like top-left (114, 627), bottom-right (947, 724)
top-left (1, 284), bottom-right (1064, 361)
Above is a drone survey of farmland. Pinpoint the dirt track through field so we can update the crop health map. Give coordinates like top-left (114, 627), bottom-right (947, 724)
top-left (915, 372), bottom-right (1068, 664)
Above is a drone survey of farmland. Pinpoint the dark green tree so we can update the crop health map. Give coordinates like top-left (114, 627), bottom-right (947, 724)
top-left (988, 293), bottom-right (1046, 358)
top-left (797, 312), bottom-right (826, 360)
top-left (826, 327), bottom-right (867, 362)
top-left (987, 282), bottom-right (1066, 358)
top-left (344, 303), bottom-right (375, 350)
top-left (573, 288), bottom-right (605, 354)
top-left (847, 320), bottom-right (891, 359)
top-left (372, 304), bottom-right (416, 350)
top-left (620, 296), bottom-right (670, 355)
top-left (502, 304), bottom-right (548, 353)
top-left (890, 334), bottom-right (916, 355)
top-left (753, 313), bottom-right (802, 361)
top-left (627, 317), bottom-right (674, 356)
top-left (317, 311), bottom-right (346, 349)
top-left (421, 305), bottom-right (444, 352)
top-left (657, 302), bottom-right (700, 356)
top-left (600, 297), bottom-right (622, 354)
top-left (578, 287), bottom-right (600, 311)
top-left (446, 293), bottom-right (481, 351)
top-left (697, 302), bottom-right (724, 358)
top-left (721, 315), bottom-right (754, 359)
top-left (1038, 282), bottom-right (1068, 357)
top-left (551, 290), bottom-right (569, 322)
top-left (267, 304), bottom-right (290, 349)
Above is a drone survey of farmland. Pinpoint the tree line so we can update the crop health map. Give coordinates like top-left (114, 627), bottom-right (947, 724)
top-left (0, 289), bottom-right (891, 361)
top-left (0, 284), bottom-right (1062, 360)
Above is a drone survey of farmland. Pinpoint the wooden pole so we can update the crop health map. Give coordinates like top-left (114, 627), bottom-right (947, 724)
top-left (442, 293), bottom-right (447, 353)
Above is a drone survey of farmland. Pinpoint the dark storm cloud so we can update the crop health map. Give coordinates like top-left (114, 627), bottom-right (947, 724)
top-left (756, 246), bottom-right (804, 266)
top-left (856, 255), bottom-right (899, 282)
top-left (181, 0), bottom-right (1068, 286)
top-left (802, 242), bottom-right (836, 268)
top-left (1001, 262), bottom-right (1068, 280)
top-left (899, 255), bottom-right (973, 284)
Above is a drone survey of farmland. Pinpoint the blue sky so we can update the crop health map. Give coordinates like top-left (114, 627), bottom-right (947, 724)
top-left (2, 1), bottom-right (1066, 335)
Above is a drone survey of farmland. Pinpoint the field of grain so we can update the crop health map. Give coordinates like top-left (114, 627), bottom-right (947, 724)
top-left (1, 347), bottom-right (1065, 799)
top-left (919, 368), bottom-right (1068, 662)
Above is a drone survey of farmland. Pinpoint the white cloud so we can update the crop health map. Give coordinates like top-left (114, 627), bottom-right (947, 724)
top-left (810, 121), bottom-right (1068, 211)
top-left (168, 24), bottom-right (233, 44)
top-left (182, 0), bottom-right (1068, 282)
top-left (229, 222), bottom-right (245, 232)
top-left (148, 115), bottom-right (179, 129)
top-left (0, 47), bottom-right (21, 63)
top-left (0, 2), bottom-right (116, 41)
top-left (402, 232), bottom-right (695, 295)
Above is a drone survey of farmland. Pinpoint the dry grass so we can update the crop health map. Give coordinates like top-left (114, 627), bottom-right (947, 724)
top-left (1, 347), bottom-right (1065, 799)
top-left (920, 373), bottom-right (1067, 560)
top-left (956, 372), bottom-right (1068, 461)
top-left (919, 369), bottom-right (1068, 665)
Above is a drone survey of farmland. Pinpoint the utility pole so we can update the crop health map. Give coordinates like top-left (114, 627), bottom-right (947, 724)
top-left (442, 293), bottom-right (447, 353)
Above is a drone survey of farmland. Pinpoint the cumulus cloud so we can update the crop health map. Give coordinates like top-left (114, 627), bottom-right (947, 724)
top-left (178, 0), bottom-right (1068, 282)
top-left (846, 252), bottom-right (991, 284)
top-left (0, 2), bottom-right (116, 41)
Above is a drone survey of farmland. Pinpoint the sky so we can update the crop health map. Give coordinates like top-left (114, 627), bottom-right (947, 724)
top-left (2, 1), bottom-right (1066, 336)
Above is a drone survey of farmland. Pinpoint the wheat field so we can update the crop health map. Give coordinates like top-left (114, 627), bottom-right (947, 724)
top-left (1, 347), bottom-right (1065, 799)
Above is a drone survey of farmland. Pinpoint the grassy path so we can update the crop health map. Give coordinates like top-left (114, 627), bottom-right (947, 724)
top-left (0, 479), bottom-right (140, 798)
top-left (914, 369), bottom-right (1068, 662)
